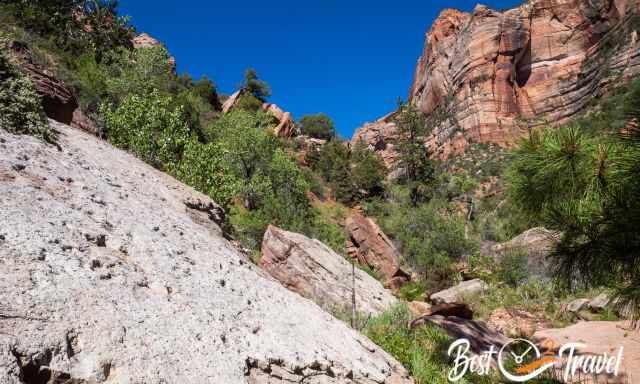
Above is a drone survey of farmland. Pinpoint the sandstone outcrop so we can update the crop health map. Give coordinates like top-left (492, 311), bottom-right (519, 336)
top-left (262, 103), bottom-right (297, 137)
top-left (430, 279), bottom-right (487, 305)
top-left (0, 121), bottom-right (412, 384)
top-left (132, 32), bottom-right (176, 69)
top-left (356, 0), bottom-right (640, 160)
top-left (411, 1), bottom-right (640, 157)
top-left (345, 208), bottom-right (410, 289)
top-left (351, 113), bottom-right (398, 168)
top-left (260, 225), bottom-right (398, 315)
top-left (10, 41), bottom-right (78, 125)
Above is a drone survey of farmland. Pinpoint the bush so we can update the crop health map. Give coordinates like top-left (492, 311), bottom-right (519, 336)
top-left (378, 192), bottom-right (478, 277)
top-left (0, 42), bottom-right (50, 140)
top-left (298, 113), bottom-right (336, 139)
top-left (496, 250), bottom-right (529, 287)
top-left (173, 140), bottom-right (238, 206)
top-left (101, 90), bottom-right (190, 170)
top-left (103, 46), bottom-right (178, 104)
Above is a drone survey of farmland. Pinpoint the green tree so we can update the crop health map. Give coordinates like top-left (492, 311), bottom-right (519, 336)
top-left (191, 75), bottom-right (221, 110)
top-left (393, 101), bottom-right (436, 206)
top-left (351, 140), bottom-right (387, 199)
top-left (314, 139), bottom-right (355, 203)
top-left (299, 113), bottom-right (336, 139)
top-left (507, 84), bottom-right (640, 323)
top-left (103, 46), bottom-right (177, 103)
top-left (241, 67), bottom-right (271, 102)
top-left (101, 90), bottom-right (190, 170)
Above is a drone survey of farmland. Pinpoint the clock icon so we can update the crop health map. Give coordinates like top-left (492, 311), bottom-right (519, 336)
top-left (497, 338), bottom-right (556, 382)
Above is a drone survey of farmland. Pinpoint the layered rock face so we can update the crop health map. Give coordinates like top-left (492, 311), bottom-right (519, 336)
top-left (356, 0), bottom-right (640, 160)
top-left (351, 114), bottom-right (398, 168)
top-left (0, 121), bottom-right (412, 384)
top-left (260, 225), bottom-right (397, 315)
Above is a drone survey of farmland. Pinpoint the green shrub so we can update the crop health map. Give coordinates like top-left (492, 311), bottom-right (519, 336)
top-left (103, 46), bottom-right (178, 104)
top-left (0, 42), bottom-right (50, 140)
top-left (378, 192), bottom-right (477, 277)
top-left (174, 140), bottom-right (238, 206)
top-left (496, 250), bottom-right (529, 287)
top-left (398, 281), bottom-right (427, 302)
top-left (101, 90), bottom-right (190, 170)
top-left (235, 93), bottom-right (264, 112)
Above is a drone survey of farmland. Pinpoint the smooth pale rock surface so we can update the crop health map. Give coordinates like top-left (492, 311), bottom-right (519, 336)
top-left (0, 121), bottom-right (413, 384)
top-left (430, 279), bottom-right (487, 305)
top-left (260, 225), bottom-right (398, 316)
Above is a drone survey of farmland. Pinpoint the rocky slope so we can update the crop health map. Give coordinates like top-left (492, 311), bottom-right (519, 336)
top-left (354, 0), bottom-right (640, 159)
top-left (0, 121), bottom-right (412, 384)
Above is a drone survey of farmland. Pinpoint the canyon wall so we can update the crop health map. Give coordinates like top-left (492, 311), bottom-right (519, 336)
top-left (354, 0), bottom-right (640, 160)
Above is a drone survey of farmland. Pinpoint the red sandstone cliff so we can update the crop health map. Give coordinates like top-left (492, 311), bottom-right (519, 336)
top-left (354, 0), bottom-right (640, 160)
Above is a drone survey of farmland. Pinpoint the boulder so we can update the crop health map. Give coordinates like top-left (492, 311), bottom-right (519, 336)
top-left (491, 227), bottom-right (560, 277)
top-left (0, 121), bottom-right (413, 383)
top-left (589, 293), bottom-right (611, 312)
top-left (430, 279), bottom-right (487, 305)
top-left (9, 41), bottom-right (98, 135)
top-left (345, 208), bottom-right (410, 287)
top-left (294, 135), bottom-right (326, 166)
top-left (408, 301), bottom-right (432, 317)
top-left (566, 298), bottom-right (591, 313)
top-left (260, 225), bottom-right (397, 315)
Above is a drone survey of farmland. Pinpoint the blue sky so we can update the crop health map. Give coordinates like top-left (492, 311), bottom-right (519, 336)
top-left (119, 0), bottom-right (523, 138)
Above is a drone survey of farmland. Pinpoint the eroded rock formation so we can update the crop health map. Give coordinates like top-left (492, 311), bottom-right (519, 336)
top-left (0, 121), bottom-right (412, 384)
top-left (345, 208), bottom-right (410, 290)
top-left (260, 225), bottom-right (398, 315)
top-left (355, 0), bottom-right (640, 161)
top-left (262, 103), bottom-right (297, 137)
